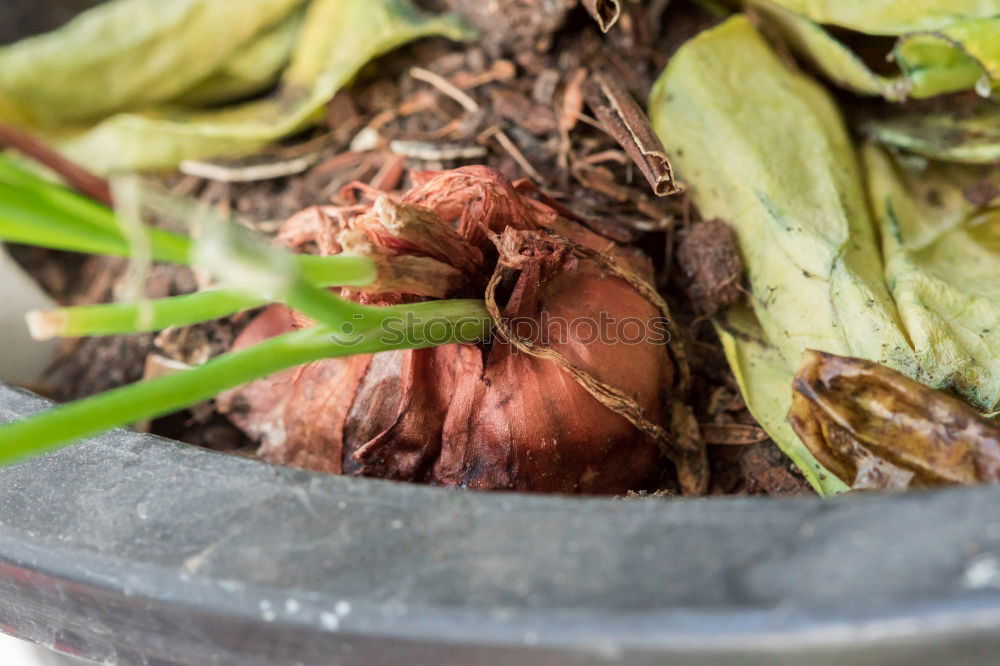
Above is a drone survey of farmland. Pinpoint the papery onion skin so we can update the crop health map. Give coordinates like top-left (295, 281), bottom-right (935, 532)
top-left (220, 166), bottom-right (681, 494)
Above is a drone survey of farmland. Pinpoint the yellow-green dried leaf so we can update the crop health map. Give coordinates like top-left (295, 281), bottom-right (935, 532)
top-left (893, 17), bottom-right (1000, 98)
top-left (649, 15), bottom-right (925, 488)
top-left (863, 144), bottom-right (1000, 413)
top-left (57, 0), bottom-right (471, 173)
top-left (748, 1), bottom-right (907, 99)
top-left (717, 305), bottom-right (849, 496)
top-left (749, 1), bottom-right (1000, 99)
top-left (650, 16), bottom-right (917, 374)
top-left (752, 0), bottom-right (1000, 35)
top-left (0, 0), bottom-right (307, 126)
top-left (175, 9), bottom-right (305, 107)
top-left (864, 100), bottom-right (1000, 164)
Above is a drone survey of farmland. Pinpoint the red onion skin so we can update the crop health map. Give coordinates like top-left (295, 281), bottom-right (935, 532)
top-left (219, 167), bottom-right (672, 494)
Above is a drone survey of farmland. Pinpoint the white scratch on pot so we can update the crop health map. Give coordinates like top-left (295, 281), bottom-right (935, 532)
top-left (491, 608), bottom-right (512, 621)
top-left (320, 611), bottom-right (340, 631)
top-left (183, 528), bottom-right (243, 574)
top-left (592, 639), bottom-right (623, 660)
top-left (135, 500), bottom-right (150, 520)
top-left (218, 580), bottom-right (245, 593)
top-left (390, 519), bottom-right (404, 529)
top-left (289, 485), bottom-right (320, 518)
top-left (384, 600), bottom-right (408, 617)
top-left (963, 556), bottom-right (1000, 590)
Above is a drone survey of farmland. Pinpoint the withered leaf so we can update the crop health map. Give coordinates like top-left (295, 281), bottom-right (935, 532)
top-left (0, 0), bottom-right (471, 173)
top-left (788, 350), bottom-right (1000, 490)
top-left (584, 71), bottom-right (679, 197)
top-left (863, 98), bottom-right (1000, 164)
top-left (749, 1), bottom-right (1000, 99)
top-left (580, 0), bottom-right (621, 33)
top-left (700, 423), bottom-right (769, 446)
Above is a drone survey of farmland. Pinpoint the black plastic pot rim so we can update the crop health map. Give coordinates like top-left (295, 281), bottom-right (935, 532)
top-left (2, 382), bottom-right (1000, 665)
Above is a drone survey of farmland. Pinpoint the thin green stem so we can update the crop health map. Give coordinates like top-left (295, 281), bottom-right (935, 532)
top-left (0, 181), bottom-right (191, 262)
top-left (0, 157), bottom-right (117, 230)
top-left (298, 254), bottom-right (376, 286)
top-left (0, 299), bottom-right (491, 464)
top-left (0, 169), bottom-right (375, 285)
top-left (25, 268), bottom-right (381, 339)
top-left (27, 290), bottom-right (268, 339)
top-left (285, 279), bottom-right (372, 327)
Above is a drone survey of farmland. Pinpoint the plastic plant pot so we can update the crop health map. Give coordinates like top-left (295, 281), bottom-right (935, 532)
top-left (2, 382), bottom-right (1000, 665)
top-left (4, 4), bottom-right (1000, 664)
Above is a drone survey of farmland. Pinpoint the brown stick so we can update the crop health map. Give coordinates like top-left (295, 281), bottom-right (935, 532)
top-left (0, 124), bottom-right (112, 206)
top-left (583, 71), bottom-right (679, 197)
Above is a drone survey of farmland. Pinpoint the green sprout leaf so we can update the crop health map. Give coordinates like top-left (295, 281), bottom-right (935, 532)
top-left (0, 155), bottom-right (375, 286)
top-left (0, 147), bottom-right (494, 466)
top-left (27, 290), bottom-right (267, 340)
top-left (0, 298), bottom-right (491, 465)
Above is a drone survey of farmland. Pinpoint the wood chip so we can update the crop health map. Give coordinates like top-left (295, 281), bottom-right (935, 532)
top-left (179, 155), bottom-right (320, 183)
top-left (480, 126), bottom-right (544, 182)
top-left (389, 140), bottom-right (487, 161)
top-left (676, 218), bottom-right (743, 316)
top-left (451, 60), bottom-right (517, 89)
top-left (559, 68), bottom-right (588, 134)
top-left (369, 153), bottom-right (407, 192)
top-left (490, 89), bottom-right (558, 135)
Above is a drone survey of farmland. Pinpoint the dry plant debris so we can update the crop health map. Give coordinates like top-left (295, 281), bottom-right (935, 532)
top-left (790, 350), bottom-right (1000, 490)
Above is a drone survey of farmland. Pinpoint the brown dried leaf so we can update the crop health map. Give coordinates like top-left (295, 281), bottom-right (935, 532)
top-left (701, 423), bottom-right (769, 446)
top-left (583, 70), bottom-right (679, 196)
top-left (788, 350), bottom-right (1000, 490)
top-left (580, 0), bottom-right (621, 33)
